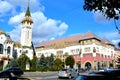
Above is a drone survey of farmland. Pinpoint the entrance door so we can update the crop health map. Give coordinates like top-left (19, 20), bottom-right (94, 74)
top-left (85, 62), bottom-right (91, 71)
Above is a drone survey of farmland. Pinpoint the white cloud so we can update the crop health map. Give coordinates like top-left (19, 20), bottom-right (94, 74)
top-left (8, 26), bottom-right (21, 42)
top-left (98, 31), bottom-right (120, 49)
top-left (8, 13), bottom-right (24, 26)
top-left (8, 0), bottom-right (44, 12)
top-left (112, 39), bottom-right (120, 49)
top-left (0, 1), bottom-right (13, 13)
top-left (93, 11), bottom-right (111, 23)
top-left (98, 32), bottom-right (120, 39)
top-left (8, 11), bottom-right (68, 46)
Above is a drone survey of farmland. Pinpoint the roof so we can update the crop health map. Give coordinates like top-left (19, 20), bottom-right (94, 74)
top-left (21, 6), bottom-right (33, 24)
top-left (25, 6), bottom-right (31, 17)
top-left (13, 42), bottom-right (21, 48)
top-left (0, 30), bottom-right (3, 34)
top-left (21, 17), bottom-right (33, 23)
top-left (101, 39), bottom-right (114, 46)
top-left (36, 32), bottom-right (112, 48)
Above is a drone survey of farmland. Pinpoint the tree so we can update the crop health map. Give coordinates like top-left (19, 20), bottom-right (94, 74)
top-left (39, 54), bottom-right (47, 71)
top-left (30, 56), bottom-right (38, 71)
top-left (83, 0), bottom-right (120, 32)
top-left (65, 55), bottom-right (75, 68)
top-left (116, 56), bottom-right (120, 69)
top-left (54, 58), bottom-right (63, 70)
top-left (6, 50), bottom-right (19, 68)
top-left (48, 54), bottom-right (54, 68)
top-left (8, 59), bottom-right (19, 67)
top-left (12, 50), bottom-right (17, 59)
top-left (17, 52), bottom-right (30, 70)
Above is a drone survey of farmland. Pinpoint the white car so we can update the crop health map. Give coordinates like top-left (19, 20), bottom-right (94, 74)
top-left (58, 68), bottom-right (77, 79)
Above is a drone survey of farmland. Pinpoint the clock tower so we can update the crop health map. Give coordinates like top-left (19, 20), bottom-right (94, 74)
top-left (21, 5), bottom-right (33, 47)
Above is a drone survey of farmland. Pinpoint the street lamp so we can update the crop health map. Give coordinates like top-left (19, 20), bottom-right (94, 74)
top-left (3, 39), bottom-right (8, 70)
top-left (79, 48), bottom-right (82, 69)
top-left (93, 47), bottom-right (96, 70)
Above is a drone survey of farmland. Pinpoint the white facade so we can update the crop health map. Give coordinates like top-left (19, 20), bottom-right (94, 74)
top-left (21, 21), bottom-right (33, 47)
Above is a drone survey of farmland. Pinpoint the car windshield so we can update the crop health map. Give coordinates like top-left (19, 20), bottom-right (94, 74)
top-left (60, 69), bottom-right (67, 71)
top-left (74, 76), bottom-right (85, 80)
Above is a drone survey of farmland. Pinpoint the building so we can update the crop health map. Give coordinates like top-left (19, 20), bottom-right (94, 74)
top-left (114, 49), bottom-right (120, 67)
top-left (0, 5), bottom-right (34, 69)
top-left (36, 32), bottom-right (115, 70)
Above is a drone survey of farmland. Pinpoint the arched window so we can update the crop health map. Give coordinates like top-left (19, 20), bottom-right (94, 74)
top-left (0, 44), bottom-right (3, 54)
top-left (7, 46), bottom-right (11, 54)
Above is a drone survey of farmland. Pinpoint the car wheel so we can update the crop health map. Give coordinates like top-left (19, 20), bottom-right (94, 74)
top-left (58, 76), bottom-right (61, 79)
top-left (69, 75), bottom-right (72, 79)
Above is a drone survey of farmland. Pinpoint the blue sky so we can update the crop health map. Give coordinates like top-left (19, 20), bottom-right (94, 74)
top-left (0, 0), bottom-right (120, 48)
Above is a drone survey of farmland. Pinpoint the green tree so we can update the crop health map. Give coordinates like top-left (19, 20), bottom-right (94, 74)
top-left (8, 59), bottom-right (19, 67)
top-left (6, 50), bottom-right (19, 68)
top-left (39, 54), bottom-right (47, 67)
top-left (17, 52), bottom-right (30, 70)
top-left (12, 50), bottom-right (17, 59)
top-left (83, 0), bottom-right (120, 32)
top-left (30, 56), bottom-right (38, 71)
top-left (48, 54), bottom-right (54, 69)
top-left (39, 54), bottom-right (47, 71)
top-left (54, 58), bottom-right (62, 70)
top-left (65, 56), bottom-right (75, 68)
top-left (116, 56), bottom-right (120, 69)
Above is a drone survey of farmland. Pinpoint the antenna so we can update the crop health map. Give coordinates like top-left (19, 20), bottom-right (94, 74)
top-left (28, 0), bottom-right (30, 7)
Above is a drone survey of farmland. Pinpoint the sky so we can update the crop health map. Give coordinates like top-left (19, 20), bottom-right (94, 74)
top-left (0, 0), bottom-right (120, 48)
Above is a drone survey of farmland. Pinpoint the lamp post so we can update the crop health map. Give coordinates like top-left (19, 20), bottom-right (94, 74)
top-left (3, 40), bottom-right (8, 70)
top-left (79, 49), bottom-right (82, 69)
top-left (93, 47), bottom-right (96, 70)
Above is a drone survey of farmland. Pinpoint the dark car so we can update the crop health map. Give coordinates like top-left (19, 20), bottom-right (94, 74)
top-left (89, 69), bottom-right (120, 80)
top-left (73, 74), bottom-right (111, 80)
top-left (1, 67), bottom-right (24, 77)
top-left (77, 68), bottom-right (86, 73)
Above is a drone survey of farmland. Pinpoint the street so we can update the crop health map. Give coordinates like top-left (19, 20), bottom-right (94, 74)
top-left (22, 71), bottom-right (72, 80)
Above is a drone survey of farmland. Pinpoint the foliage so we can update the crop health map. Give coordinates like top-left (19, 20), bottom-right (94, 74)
top-left (30, 56), bottom-right (37, 71)
top-left (17, 52), bottom-right (30, 70)
top-left (65, 55), bottom-right (75, 68)
top-left (48, 54), bottom-right (54, 69)
top-left (117, 56), bottom-right (120, 68)
top-left (12, 50), bottom-right (17, 59)
top-left (9, 59), bottom-right (19, 67)
top-left (54, 58), bottom-right (63, 71)
top-left (39, 54), bottom-right (47, 71)
top-left (6, 50), bottom-right (18, 68)
top-left (83, 0), bottom-right (120, 20)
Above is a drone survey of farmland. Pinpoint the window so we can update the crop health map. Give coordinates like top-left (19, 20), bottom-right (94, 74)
top-left (7, 46), bottom-right (11, 54)
top-left (84, 47), bottom-right (91, 52)
top-left (0, 44), bottom-right (3, 54)
top-left (26, 50), bottom-right (28, 53)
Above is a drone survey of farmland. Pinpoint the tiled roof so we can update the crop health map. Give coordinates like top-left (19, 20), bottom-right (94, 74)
top-left (21, 17), bottom-right (33, 23)
top-left (101, 38), bottom-right (114, 46)
top-left (13, 42), bottom-right (22, 47)
top-left (0, 30), bottom-right (3, 34)
top-left (36, 32), bottom-right (106, 48)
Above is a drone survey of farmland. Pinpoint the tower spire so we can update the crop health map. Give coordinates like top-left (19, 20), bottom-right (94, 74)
top-left (25, 0), bottom-right (31, 17)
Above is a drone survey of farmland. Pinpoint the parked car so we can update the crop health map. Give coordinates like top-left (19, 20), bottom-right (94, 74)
top-left (89, 69), bottom-right (120, 80)
top-left (77, 68), bottom-right (86, 73)
top-left (99, 67), bottom-right (113, 71)
top-left (73, 74), bottom-right (111, 80)
top-left (58, 68), bottom-right (77, 79)
top-left (1, 67), bottom-right (24, 77)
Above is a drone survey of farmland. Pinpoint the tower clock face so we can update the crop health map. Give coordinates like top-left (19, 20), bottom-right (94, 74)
top-left (26, 26), bottom-right (31, 29)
